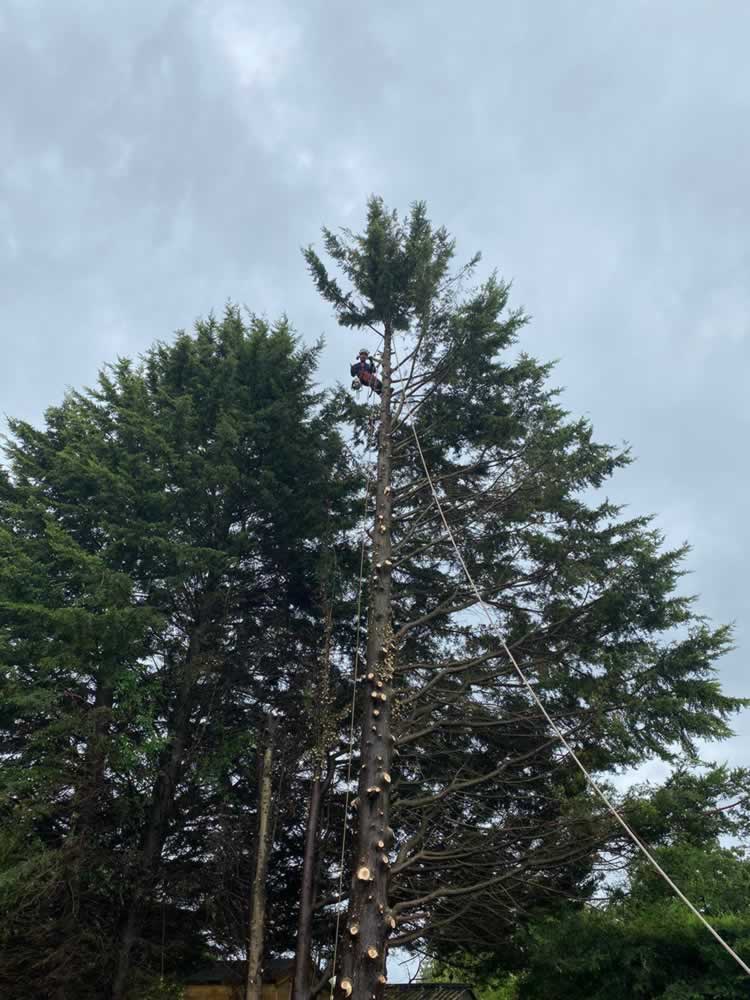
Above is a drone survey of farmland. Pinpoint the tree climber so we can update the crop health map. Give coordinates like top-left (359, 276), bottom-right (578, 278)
top-left (350, 349), bottom-right (382, 395)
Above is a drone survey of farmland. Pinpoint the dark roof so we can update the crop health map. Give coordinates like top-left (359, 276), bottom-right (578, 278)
top-left (185, 958), bottom-right (296, 985)
top-left (386, 984), bottom-right (477, 1000)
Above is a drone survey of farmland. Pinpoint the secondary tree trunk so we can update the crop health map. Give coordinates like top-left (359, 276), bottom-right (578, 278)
top-left (294, 583), bottom-right (337, 1000)
top-left (292, 765), bottom-right (325, 1000)
top-left (246, 724), bottom-right (276, 1000)
top-left (76, 678), bottom-right (114, 832)
top-left (336, 322), bottom-right (395, 1000)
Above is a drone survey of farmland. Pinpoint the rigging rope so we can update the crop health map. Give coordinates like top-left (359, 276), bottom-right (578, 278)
top-left (409, 421), bottom-right (750, 978)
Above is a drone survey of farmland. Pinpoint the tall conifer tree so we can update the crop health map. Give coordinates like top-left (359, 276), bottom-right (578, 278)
top-left (306, 199), bottom-right (742, 998)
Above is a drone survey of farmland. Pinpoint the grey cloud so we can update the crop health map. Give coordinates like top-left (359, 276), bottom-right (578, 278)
top-left (1, 0), bottom-right (748, 767)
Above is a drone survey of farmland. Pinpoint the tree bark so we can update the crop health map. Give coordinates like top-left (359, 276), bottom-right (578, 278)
top-left (78, 679), bottom-right (114, 829)
top-left (246, 724), bottom-right (276, 1000)
top-left (292, 765), bottom-right (325, 1000)
top-left (294, 582), bottom-right (337, 1000)
top-left (336, 322), bottom-right (395, 1000)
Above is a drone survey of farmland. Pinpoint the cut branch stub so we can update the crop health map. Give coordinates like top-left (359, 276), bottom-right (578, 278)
top-left (381, 772), bottom-right (391, 784)
top-left (341, 979), bottom-right (353, 997)
top-left (385, 913), bottom-right (397, 930)
top-left (366, 786), bottom-right (382, 796)
top-left (349, 923), bottom-right (359, 936)
top-left (356, 866), bottom-right (372, 882)
top-left (367, 946), bottom-right (379, 960)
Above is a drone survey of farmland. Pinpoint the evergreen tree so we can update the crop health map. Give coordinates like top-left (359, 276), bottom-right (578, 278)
top-left (0, 308), bottom-right (356, 999)
top-left (305, 199), bottom-right (745, 993)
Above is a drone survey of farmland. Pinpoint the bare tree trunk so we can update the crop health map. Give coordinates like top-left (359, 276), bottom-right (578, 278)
top-left (246, 723), bottom-right (276, 1000)
top-left (336, 322), bottom-right (395, 1000)
top-left (292, 765), bottom-right (325, 1000)
top-left (294, 579), bottom-right (337, 1000)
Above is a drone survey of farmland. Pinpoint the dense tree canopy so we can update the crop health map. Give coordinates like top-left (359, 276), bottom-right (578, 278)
top-left (0, 311), bottom-right (359, 997)
top-left (519, 841), bottom-right (750, 1000)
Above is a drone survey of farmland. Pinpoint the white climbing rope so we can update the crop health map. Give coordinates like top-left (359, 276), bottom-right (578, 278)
top-left (409, 421), bottom-right (750, 978)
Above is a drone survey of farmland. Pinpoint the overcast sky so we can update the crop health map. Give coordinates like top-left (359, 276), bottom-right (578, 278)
top-left (2, 0), bottom-right (749, 946)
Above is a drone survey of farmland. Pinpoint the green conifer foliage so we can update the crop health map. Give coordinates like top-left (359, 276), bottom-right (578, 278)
top-left (0, 307), bottom-right (354, 998)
